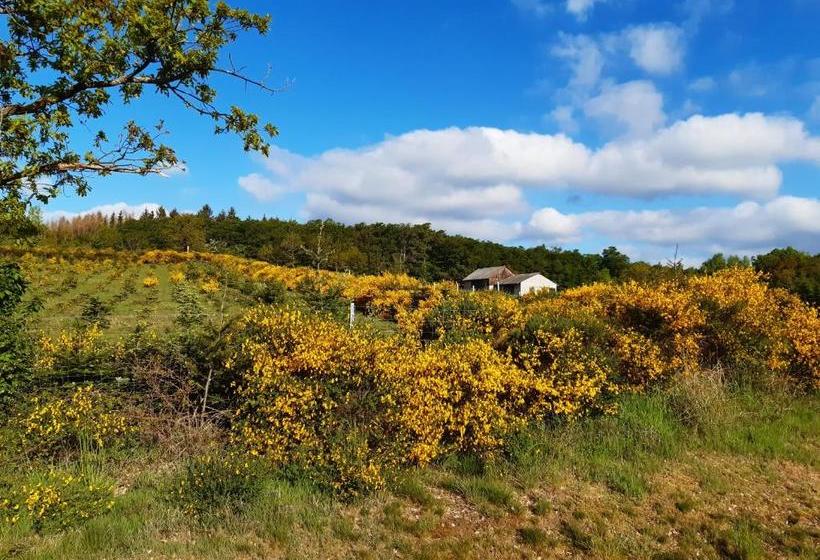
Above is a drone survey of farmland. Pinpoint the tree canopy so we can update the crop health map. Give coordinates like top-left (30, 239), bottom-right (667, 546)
top-left (0, 0), bottom-right (276, 227)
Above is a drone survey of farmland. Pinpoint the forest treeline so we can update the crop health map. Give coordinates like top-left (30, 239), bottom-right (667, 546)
top-left (36, 205), bottom-right (820, 301)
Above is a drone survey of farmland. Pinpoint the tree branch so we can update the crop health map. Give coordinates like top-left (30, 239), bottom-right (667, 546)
top-left (0, 59), bottom-right (154, 118)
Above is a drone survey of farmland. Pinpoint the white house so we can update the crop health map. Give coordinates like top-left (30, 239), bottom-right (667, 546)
top-left (498, 273), bottom-right (557, 296)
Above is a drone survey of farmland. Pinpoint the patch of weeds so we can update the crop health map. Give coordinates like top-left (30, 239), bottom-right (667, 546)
top-left (518, 525), bottom-right (550, 547)
top-left (441, 452), bottom-right (486, 477)
top-left (331, 516), bottom-right (359, 541)
top-left (382, 501), bottom-right (439, 537)
top-left (603, 463), bottom-right (648, 497)
top-left (531, 497), bottom-right (551, 516)
top-left (674, 494), bottom-right (695, 513)
top-left (393, 474), bottom-right (436, 508)
top-left (171, 453), bottom-right (267, 522)
top-left (711, 519), bottom-right (766, 560)
top-left (440, 476), bottom-right (519, 516)
top-left (560, 519), bottom-right (593, 552)
top-left (693, 464), bottom-right (729, 495)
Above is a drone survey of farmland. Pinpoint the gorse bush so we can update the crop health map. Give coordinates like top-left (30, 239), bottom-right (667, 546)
top-left (20, 386), bottom-right (131, 457)
top-left (35, 324), bottom-right (115, 381)
top-left (171, 453), bottom-right (266, 518)
top-left (227, 307), bottom-right (398, 495)
top-left (0, 470), bottom-right (115, 532)
top-left (225, 267), bottom-right (818, 494)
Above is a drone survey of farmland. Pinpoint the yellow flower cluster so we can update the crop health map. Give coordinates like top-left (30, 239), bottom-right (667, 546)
top-left (22, 386), bottom-right (131, 454)
top-left (35, 324), bottom-right (104, 371)
top-left (227, 307), bottom-right (610, 490)
top-left (142, 275), bottom-right (159, 288)
top-left (227, 268), bottom-right (818, 493)
top-left (169, 270), bottom-right (186, 284)
top-left (0, 472), bottom-right (114, 530)
top-left (200, 278), bottom-right (221, 294)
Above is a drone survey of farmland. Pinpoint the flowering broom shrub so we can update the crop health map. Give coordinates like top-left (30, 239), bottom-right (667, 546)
top-left (227, 307), bottom-right (403, 495)
top-left (382, 339), bottom-right (531, 464)
top-left (421, 290), bottom-right (524, 344)
top-left (21, 386), bottom-right (131, 456)
top-left (34, 324), bottom-right (116, 380)
top-left (506, 312), bottom-right (619, 416)
top-left (0, 471), bottom-right (115, 532)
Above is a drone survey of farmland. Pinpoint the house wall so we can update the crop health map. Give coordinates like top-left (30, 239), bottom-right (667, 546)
top-left (519, 275), bottom-right (557, 296)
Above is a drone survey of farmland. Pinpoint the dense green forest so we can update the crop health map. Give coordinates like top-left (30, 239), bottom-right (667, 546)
top-left (37, 206), bottom-right (820, 301)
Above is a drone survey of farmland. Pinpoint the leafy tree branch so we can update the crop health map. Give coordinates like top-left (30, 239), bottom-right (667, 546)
top-left (0, 0), bottom-right (279, 213)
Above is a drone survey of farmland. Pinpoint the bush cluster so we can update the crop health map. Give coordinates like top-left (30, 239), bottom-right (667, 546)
top-left (226, 268), bottom-right (818, 494)
top-left (0, 470), bottom-right (114, 531)
top-left (20, 385), bottom-right (132, 456)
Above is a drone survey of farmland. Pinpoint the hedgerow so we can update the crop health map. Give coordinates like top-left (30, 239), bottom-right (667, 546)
top-left (14, 248), bottom-right (820, 497)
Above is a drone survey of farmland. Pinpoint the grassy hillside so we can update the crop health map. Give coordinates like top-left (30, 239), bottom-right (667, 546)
top-left (18, 255), bottom-right (253, 338)
top-left (0, 249), bottom-right (817, 559)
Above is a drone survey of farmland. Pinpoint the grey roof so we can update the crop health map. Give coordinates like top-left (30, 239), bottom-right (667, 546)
top-left (463, 265), bottom-right (511, 281)
top-left (499, 272), bottom-right (543, 285)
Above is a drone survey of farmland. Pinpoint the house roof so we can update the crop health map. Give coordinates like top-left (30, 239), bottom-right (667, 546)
top-left (498, 272), bottom-right (543, 285)
top-left (462, 265), bottom-right (512, 281)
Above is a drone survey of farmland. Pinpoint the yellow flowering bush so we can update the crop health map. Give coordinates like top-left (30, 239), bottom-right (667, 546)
top-left (507, 313), bottom-right (618, 416)
top-left (171, 453), bottom-right (265, 517)
top-left (34, 324), bottom-right (107, 374)
top-left (200, 278), bottom-right (221, 294)
top-left (142, 275), bottom-right (159, 288)
top-left (21, 386), bottom-right (131, 456)
top-left (420, 290), bottom-right (524, 344)
top-left (0, 471), bottom-right (115, 531)
top-left (382, 339), bottom-right (530, 463)
top-left (228, 307), bottom-right (400, 494)
top-left (169, 270), bottom-right (186, 284)
top-left (342, 272), bottom-right (424, 320)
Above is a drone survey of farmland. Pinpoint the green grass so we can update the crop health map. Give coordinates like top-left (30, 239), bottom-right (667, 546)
top-left (2, 386), bottom-right (818, 559)
top-left (19, 257), bottom-right (253, 339)
top-left (3, 254), bottom-right (818, 559)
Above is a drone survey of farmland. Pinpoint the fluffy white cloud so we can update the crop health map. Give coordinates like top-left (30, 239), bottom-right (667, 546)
top-left (238, 173), bottom-right (283, 201)
top-left (688, 76), bottom-right (716, 92)
top-left (528, 196), bottom-right (820, 256)
top-left (566, 0), bottom-right (604, 21)
top-left (584, 80), bottom-right (666, 136)
top-left (240, 113), bottom-right (820, 245)
top-left (549, 105), bottom-right (579, 134)
top-left (44, 202), bottom-right (161, 222)
top-left (551, 33), bottom-right (604, 92)
top-left (625, 24), bottom-right (685, 74)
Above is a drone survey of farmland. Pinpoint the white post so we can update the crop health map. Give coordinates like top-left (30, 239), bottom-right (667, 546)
top-left (349, 302), bottom-right (355, 328)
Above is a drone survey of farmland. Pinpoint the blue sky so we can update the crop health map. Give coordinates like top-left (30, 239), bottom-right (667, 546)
top-left (43, 0), bottom-right (820, 263)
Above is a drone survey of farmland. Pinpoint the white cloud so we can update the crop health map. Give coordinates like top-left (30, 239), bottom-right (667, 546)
top-left (243, 113), bottom-right (820, 244)
top-left (566, 0), bottom-right (604, 21)
top-left (157, 162), bottom-right (188, 178)
top-left (625, 24), bottom-right (685, 75)
top-left (688, 76), bottom-right (716, 92)
top-left (510, 0), bottom-right (552, 18)
top-left (528, 196), bottom-right (820, 256)
top-left (548, 105), bottom-right (579, 134)
top-left (810, 95), bottom-right (820, 122)
top-left (584, 80), bottom-right (666, 136)
top-left (44, 202), bottom-right (162, 222)
top-left (528, 207), bottom-right (581, 242)
top-left (238, 173), bottom-right (284, 201)
top-left (682, 0), bottom-right (734, 33)
top-left (551, 33), bottom-right (604, 92)
top-left (512, 0), bottom-right (605, 21)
